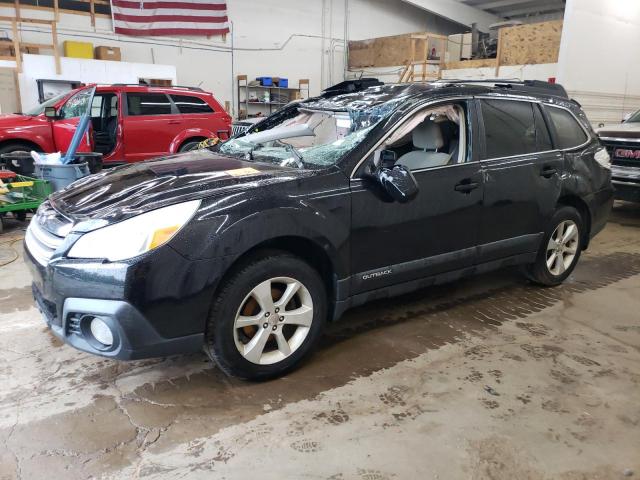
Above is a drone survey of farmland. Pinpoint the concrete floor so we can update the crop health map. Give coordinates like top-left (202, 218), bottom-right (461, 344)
top-left (0, 203), bottom-right (639, 480)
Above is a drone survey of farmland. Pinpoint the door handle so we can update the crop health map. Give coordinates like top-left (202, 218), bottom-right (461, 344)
top-left (454, 180), bottom-right (480, 193)
top-left (541, 166), bottom-right (557, 178)
top-left (168, 120), bottom-right (182, 125)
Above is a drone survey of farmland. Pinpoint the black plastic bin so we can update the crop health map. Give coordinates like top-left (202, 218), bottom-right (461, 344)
top-left (1, 152), bottom-right (35, 175)
top-left (1, 151), bottom-right (103, 175)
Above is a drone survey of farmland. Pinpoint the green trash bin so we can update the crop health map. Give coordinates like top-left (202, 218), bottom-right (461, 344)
top-left (34, 162), bottom-right (91, 192)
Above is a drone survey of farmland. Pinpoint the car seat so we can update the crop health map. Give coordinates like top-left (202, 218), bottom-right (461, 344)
top-left (397, 121), bottom-right (452, 170)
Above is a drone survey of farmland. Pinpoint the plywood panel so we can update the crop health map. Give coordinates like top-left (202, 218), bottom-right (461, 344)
top-left (349, 32), bottom-right (428, 69)
top-left (348, 38), bottom-right (375, 68)
top-left (0, 68), bottom-right (19, 114)
top-left (499, 20), bottom-right (563, 66)
top-left (445, 58), bottom-right (497, 70)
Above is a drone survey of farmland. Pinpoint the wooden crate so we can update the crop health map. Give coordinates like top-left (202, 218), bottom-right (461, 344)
top-left (349, 32), bottom-right (435, 69)
top-left (498, 20), bottom-right (563, 66)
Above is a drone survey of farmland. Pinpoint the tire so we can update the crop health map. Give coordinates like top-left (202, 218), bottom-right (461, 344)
top-left (0, 142), bottom-right (37, 155)
top-left (204, 252), bottom-right (327, 380)
top-left (178, 140), bottom-right (203, 152)
top-left (526, 206), bottom-right (584, 286)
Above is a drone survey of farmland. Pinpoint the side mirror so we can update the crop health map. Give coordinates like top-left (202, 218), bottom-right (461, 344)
top-left (377, 164), bottom-right (419, 203)
top-left (44, 107), bottom-right (58, 119)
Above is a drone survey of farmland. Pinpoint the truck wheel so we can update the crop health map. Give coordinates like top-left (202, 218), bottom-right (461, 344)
top-left (205, 252), bottom-right (327, 380)
top-left (526, 206), bottom-right (584, 286)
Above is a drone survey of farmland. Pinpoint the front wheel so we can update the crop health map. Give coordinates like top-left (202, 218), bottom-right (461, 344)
top-left (205, 252), bottom-right (327, 380)
top-left (526, 206), bottom-right (584, 286)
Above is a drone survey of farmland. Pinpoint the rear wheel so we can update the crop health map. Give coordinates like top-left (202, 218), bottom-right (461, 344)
top-left (527, 206), bottom-right (583, 286)
top-left (178, 140), bottom-right (204, 152)
top-left (205, 252), bottom-right (327, 380)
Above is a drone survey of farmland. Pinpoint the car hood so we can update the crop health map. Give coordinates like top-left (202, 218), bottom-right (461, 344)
top-left (50, 150), bottom-right (313, 224)
top-left (597, 122), bottom-right (640, 138)
top-left (0, 113), bottom-right (34, 127)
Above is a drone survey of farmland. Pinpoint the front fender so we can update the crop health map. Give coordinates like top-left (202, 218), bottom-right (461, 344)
top-left (169, 128), bottom-right (216, 153)
top-left (171, 190), bottom-right (351, 278)
top-left (0, 130), bottom-right (53, 152)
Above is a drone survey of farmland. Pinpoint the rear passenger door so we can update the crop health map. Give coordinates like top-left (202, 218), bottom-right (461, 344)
top-left (122, 92), bottom-right (181, 162)
top-left (476, 97), bottom-right (563, 263)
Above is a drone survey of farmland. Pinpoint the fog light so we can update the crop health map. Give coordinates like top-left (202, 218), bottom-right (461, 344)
top-left (89, 317), bottom-right (113, 346)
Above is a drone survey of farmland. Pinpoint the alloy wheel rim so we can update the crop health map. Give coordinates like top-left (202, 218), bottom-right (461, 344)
top-left (546, 220), bottom-right (579, 276)
top-left (233, 276), bottom-right (313, 365)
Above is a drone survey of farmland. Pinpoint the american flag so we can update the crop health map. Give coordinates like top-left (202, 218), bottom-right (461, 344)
top-left (110, 0), bottom-right (230, 37)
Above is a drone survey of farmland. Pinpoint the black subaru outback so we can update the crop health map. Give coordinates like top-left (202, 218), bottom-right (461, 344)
top-left (25, 80), bottom-right (613, 380)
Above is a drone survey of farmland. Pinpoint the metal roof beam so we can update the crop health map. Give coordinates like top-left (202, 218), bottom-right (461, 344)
top-left (480, 0), bottom-right (538, 10)
top-left (500, 2), bottom-right (564, 16)
top-left (399, 0), bottom-right (502, 31)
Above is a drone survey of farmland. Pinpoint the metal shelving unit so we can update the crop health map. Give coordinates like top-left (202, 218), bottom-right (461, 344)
top-left (236, 75), bottom-right (310, 120)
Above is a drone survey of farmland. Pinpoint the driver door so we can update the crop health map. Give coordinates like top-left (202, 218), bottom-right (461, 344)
top-left (349, 100), bottom-right (484, 294)
top-left (51, 88), bottom-right (95, 153)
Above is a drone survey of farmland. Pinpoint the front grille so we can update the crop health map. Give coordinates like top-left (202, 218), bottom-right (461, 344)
top-left (24, 202), bottom-right (72, 266)
top-left (600, 137), bottom-right (640, 168)
top-left (231, 122), bottom-right (252, 136)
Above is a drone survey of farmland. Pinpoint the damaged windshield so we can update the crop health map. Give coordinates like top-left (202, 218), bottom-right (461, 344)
top-left (218, 88), bottom-right (409, 169)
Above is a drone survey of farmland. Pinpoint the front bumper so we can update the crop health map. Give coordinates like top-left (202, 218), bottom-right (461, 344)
top-left (612, 179), bottom-right (640, 203)
top-left (612, 165), bottom-right (640, 203)
top-left (34, 289), bottom-right (204, 359)
top-left (25, 244), bottom-right (214, 360)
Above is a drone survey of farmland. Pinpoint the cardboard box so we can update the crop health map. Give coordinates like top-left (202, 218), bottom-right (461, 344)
top-left (95, 46), bottom-right (122, 61)
top-left (63, 41), bottom-right (94, 59)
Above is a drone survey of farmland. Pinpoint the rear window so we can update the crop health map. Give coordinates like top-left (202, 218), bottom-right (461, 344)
top-left (127, 93), bottom-right (172, 116)
top-left (546, 106), bottom-right (589, 149)
top-left (480, 99), bottom-right (549, 159)
top-left (170, 94), bottom-right (214, 114)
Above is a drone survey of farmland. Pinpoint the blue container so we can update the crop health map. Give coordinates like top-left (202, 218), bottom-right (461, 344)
top-left (257, 76), bottom-right (273, 86)
top-left (277, 78), bottom-right (289, 88)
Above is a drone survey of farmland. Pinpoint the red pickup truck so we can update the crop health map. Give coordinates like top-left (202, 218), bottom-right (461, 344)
top-left (0, 84), bottom-right (232, 165)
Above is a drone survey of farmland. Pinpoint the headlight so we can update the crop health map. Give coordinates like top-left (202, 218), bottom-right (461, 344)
top-left (594, 147), bottom-right (611, 170)
top-left (68, 200), bottom-right (200, 261)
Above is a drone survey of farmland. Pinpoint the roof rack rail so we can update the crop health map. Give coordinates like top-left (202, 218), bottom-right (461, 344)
top-left (321, 78), bottom-right (384, 97)
top-left (110, 83), bottom-right (204, 91)
top-left (436, 78), bottom-right (568, 99)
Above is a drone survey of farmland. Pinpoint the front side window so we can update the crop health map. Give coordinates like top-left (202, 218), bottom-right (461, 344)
top-left (25, 91), bottom-right (70, 116)
top-left (382, 103), bottom-right (467, 171)
top-left (127, 93), bottom-right (172, 116)
top-left (625, 109), bottom-right (640, 123)
top-left (546, 106), bottom-right (588, 149)
top-left (480, 99), bottom-right (547, 159)
top-left (60, 89), bottom-right (94, 119)
top-left (170, 94), bottom-right (213, 114)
